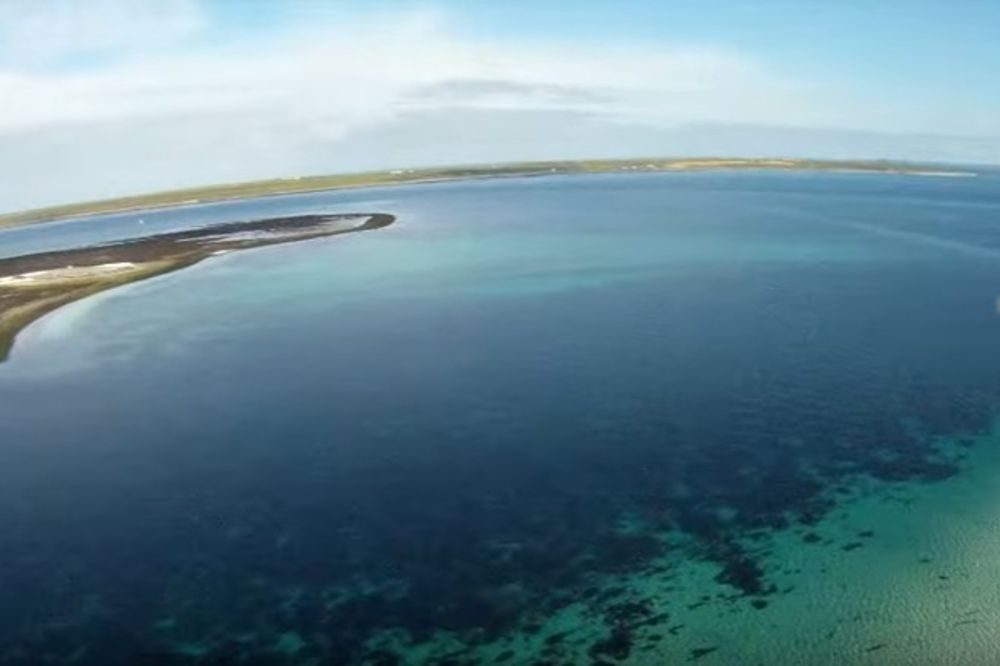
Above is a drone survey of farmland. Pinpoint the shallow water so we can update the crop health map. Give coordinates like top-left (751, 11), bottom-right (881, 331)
top-left (3, 171), bottom-right (1000, 664)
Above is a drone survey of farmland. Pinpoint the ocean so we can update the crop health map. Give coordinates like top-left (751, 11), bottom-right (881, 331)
top-left (2, 170), bottom-right (1000, 664)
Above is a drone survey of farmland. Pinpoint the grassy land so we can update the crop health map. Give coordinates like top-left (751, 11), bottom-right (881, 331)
top-left (0, 157), bottom-right (976, 229)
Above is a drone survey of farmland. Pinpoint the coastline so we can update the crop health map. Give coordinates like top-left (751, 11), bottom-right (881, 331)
top-left (0, 157), bottom-right (979, 229)
top-left (0, 212), bottom-right (395, 362)
top-left (2, 167), bottom-right (999, 663)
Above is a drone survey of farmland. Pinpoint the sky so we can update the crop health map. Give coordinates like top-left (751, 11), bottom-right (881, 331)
top-left (2, 0), bottom-right (1000, 212)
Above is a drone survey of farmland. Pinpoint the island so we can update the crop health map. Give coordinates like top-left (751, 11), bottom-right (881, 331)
top-left (0, 157), bottom-right (977, 228)
top-left (0, 212), bottom-right (394, 362)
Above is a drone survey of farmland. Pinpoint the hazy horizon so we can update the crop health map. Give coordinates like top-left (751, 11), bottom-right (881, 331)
top-left (3, 1), bottom-right (1000, 212)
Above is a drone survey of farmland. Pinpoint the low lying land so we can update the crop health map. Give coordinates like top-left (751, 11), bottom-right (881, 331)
top-left (0, 157), bottom-right (977, 228)
top-left (0, 212), bottom-right (394, 362)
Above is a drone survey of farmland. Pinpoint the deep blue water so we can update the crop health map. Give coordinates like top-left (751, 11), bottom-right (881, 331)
top-left (2, 171), bottom-right (1000, 664)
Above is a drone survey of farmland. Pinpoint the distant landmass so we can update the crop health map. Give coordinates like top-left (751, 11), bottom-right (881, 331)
top-left (0, 157), bottom-right (977, 228)
top-left (0, 157), bottom-right (978, 359)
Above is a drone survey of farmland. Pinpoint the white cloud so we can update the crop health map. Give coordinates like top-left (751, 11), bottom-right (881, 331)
top-left (0, 2), bottom-right (836, 138)
top-left (0, 0), bottom-right (207, 67)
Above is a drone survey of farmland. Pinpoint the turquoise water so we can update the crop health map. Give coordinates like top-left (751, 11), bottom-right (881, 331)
top-left (3, 171), bottom-right (1000, 664)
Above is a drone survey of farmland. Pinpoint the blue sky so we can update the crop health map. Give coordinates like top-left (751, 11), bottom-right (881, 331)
top-left (203, 0), bottom-right (1000, 101)
top-left (1, 1), bottom-right (999, 211)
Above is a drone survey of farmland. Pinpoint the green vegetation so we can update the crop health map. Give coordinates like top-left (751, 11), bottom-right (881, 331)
top-left (0, 157), bottom-right (975, 229)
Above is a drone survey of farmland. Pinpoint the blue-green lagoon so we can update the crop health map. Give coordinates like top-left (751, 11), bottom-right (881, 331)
top-left (3, 170), bottom-right (1000, 664)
